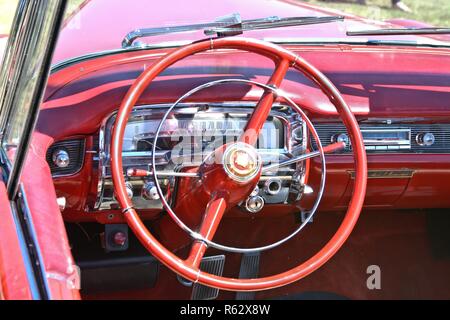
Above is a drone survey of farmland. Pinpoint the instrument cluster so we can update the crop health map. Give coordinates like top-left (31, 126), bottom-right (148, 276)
top-left (94, 103), bottom-right (308, 212)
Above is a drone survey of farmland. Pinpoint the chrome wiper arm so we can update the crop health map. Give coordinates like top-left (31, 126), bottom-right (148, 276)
top-left (122, 22), bottom-right (224, 48)
top-left (122, 13), bottom-right (344, 48)
top-left (347, 27), bottom-right (450, 36)
top-left (203, 15), bottom-right (344, 36)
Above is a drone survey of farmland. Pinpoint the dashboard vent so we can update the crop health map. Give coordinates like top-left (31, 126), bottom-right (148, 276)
top-left (313, 123), bottom-right (450, 154)
top-left (46, 139), bottom-right (85, 176)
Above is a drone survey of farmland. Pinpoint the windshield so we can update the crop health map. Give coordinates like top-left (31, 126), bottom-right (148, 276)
top-left (46, 0), bottom-right (450, 65)
top-left (1, 0), bottom-right (449, 66)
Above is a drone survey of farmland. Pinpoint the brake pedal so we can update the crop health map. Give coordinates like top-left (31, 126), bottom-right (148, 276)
top-left (191, 255), bottom-right (225, 300)
top-left (236, 252), bottom-right (260, 300)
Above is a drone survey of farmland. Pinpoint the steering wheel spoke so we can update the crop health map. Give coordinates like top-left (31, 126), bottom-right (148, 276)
top-left (240, 58), bottom-right (291, 146)
top-left (185, 195), bottom-right (228, 268)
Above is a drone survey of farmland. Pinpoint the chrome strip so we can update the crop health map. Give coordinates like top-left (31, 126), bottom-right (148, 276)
top-left (264, 37), bottom-right (450, 48)
top-left (359, 128), bottom-right (411, 147)
top-left (16, 186), bottom-right (52, 299)
top-left (8, 198), bottom-right (42, 299)
top-left (348, 169), bottom-right (414, 179)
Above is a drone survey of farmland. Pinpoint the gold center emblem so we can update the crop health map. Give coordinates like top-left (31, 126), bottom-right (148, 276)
top-left (223, 143), bottom-right (261, 183)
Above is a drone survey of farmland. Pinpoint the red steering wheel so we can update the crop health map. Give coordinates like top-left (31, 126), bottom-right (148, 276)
top-left (111, 37), bottom-right (367, 291)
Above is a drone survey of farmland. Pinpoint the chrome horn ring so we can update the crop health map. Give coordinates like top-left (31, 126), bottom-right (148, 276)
top-left (151, 79), bottom-right (326, 253)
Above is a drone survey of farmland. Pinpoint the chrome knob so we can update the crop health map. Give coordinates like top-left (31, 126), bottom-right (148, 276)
top-left (52, 149), bottom-right (70, 168)
top-left (245, 195), bottom-right (264, 213)
top-left (125, 182), bottom-right (134, 199)
top-left (303, 184), bottom-right (314, 194)
top-left (416, 132), bottom-right (435, 146)
top-left (333, 133), bottom-right (349, 145)
top-left (142, 181), bottom-right (160, 200)
top-left (264, 178), bottom-right (282, 195)
top-left (56, 197), bottom-right (66, 211)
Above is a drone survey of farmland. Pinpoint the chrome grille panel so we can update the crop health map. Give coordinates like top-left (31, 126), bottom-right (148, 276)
top-left (46, 139), bottom-right (85, 176)
top-left (313, 123), bottom-right (450, 153)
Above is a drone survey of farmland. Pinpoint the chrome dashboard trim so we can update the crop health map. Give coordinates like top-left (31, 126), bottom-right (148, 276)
top-left (348, 169), bottom-right (415, 179)
top-left (94, 101), bottom-right (307, 211)
top-left (48, 138), bottom-right (86, 178)
top-left (314, 122), bottom-right (450, 155)
top-left (357, 128), bottom-right (411, 147)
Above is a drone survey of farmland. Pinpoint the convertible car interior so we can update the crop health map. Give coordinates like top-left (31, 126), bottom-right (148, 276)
top-left (0, 0), bottom-right (449, 301)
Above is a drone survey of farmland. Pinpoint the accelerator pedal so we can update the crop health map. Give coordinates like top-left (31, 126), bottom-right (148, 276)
top-left (235, 252), bottom-right (260, 300)
top-left (191, 255), bottom-right (225, 300)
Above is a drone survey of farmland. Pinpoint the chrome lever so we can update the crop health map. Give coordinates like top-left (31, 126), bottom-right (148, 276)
top-left (262, 141), bottom-right (346, 173)
top-left (262, 151), bottom-right (320, 173)
top-left (126, 168), bottom-right (199, 178)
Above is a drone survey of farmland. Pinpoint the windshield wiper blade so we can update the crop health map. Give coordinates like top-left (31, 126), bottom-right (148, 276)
top-left (122, 13), bottom-right (344, 48)
top-left (347, 27), bottom-right (450, 36)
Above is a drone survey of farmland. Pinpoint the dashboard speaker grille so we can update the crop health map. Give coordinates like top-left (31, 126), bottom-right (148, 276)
top-left (46, 139), bottom-right (85, 176)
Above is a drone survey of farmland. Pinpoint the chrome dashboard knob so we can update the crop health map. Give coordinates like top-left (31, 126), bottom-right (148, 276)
top-left (264, 178), bottom-right (282, 195)
top-left (52, 149), bottom-right (70, 168)
top-left (125, 182), bottom-right (134, 199)
top-left (245, 195), bottom-right (264, 213)
top-left (416, 132), bottom-right (435, 146)
top-left (332, 133), bottom-right (349, 145)
top-left (56, 197), bottom-right (66, 211)
top-left (142, 181), bottom-right (160, 200)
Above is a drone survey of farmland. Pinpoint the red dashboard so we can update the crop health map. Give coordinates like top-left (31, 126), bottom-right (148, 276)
top-left (37, 44), bottom-right (450, 224)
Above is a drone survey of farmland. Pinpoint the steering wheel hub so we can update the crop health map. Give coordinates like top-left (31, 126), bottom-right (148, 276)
top-left (222, 142), bottom-right (261, 183)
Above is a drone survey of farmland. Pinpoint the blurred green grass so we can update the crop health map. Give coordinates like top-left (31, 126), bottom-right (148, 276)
top-left (0, 0), bottom-right (449, 35)
top-left (0, 0), bottom-right (85, 34)
top-left (0, 0), bottom-right (19, 34)
top-left (303, 0), bottom-right (450, 27)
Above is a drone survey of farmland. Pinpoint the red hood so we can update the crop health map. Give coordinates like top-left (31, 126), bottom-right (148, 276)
top-left (52, 0), bottom-right (405, 65)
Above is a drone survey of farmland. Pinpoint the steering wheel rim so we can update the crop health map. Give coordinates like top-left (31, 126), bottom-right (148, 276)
top-left (111, 37), bottom-right (367, 291)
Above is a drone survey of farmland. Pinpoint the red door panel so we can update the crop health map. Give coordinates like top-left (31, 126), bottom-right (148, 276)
top-left (0, 180), bottom-right (33, 300)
